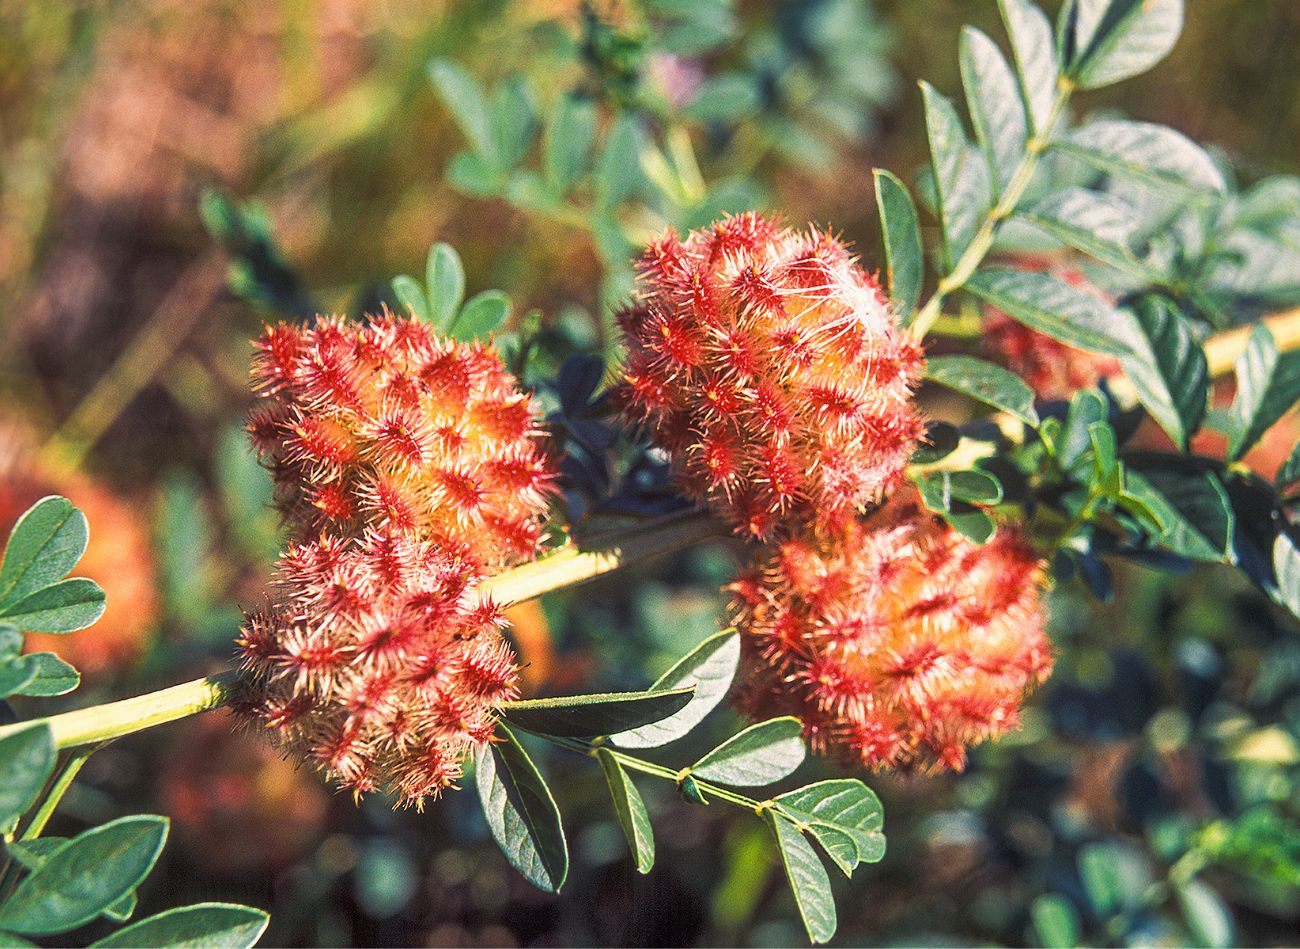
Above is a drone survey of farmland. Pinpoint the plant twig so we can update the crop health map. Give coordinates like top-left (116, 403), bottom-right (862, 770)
top-left (910, 78), bottom-right (1077, 340)
top-left (0, 510), bottom-right (725, 751)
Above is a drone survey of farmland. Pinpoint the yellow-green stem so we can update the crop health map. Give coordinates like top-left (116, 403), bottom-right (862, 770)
top-left (0, 511), bottom-right (725, 751)
top-left (20, 744), bottom-right (101, 840)
top-left (910, 78), bottom-right (1076, 341)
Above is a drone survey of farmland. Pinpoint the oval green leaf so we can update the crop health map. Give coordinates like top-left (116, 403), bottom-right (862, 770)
top-left (920, 82), bottom-right (986, 268)
top-left (0, 660), bottom-right (38, 700)
top-left (474, 725), bottom-right (568, 893)
top-left (0, 724), bottom-right (55, 828)
top-left (90, 903), bottom-right (270, 949)
top-left (765, 812), bottom-right (837, 945)
top-left (873, 169), bottom-right (924, 321)
top-left (613, 629), bottom-right (741, 749)
top-left (965, 267), bottom-right (1136, 356)
top-left (1228, 323), bottom-right (1300, 461)
top-left (543, 95), bottom-right (597, 194)
top-left (915, 469), bottom-right (1004, 510)
top-left (0, 578), bottom-right (106, 633)
top-left (1068, 0), bottom-right (1183, 90)
top-left (0, 497), bottom-right (88, 610)
top-left (774, 779), bottom-right (886, 874)
top-left (1052, 120), bottom-right (1224, 197)
top-left (426, 242), bottom-right (466, 330)
top-left (959, 26), bottom-right (1028, 198)
top-left (0, 815), bottom-right (169, 935)
top-left (1119, 296), bottom-right (1208, 452)
top-left (390, 275), bottom-right (430, 323)
top-left (500, 686), bottom-right (694, 738)
top-left (997, 0), bottom-right (1058, 133)
top-left (450, 290), bottom-right (510, 343)
top-left (690, 717), bottom-right (806, 788)
top-left (925, 355), bottom-right (1039, 426)
top-left (8, 653), bottom-right (80, 698)
top-left (595, 749), bottom-right (654, 874)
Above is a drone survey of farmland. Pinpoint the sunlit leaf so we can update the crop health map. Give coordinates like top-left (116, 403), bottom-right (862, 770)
top-left (959, 26), bottom-right (1028, 197)
top-left (690, 718), bottom-right (805, 787)
top-left (1052, 120), bottom-right (1224, 197)
top-left (925, 355), bottom-right (1039, 425)
top-left (0, 498), bottom-right (88, 611)
top-left (90, 903), bottom-right (270, 949)
top-left (0, 816), bottom-right (169, 935)
top-left (613, 629), bottom-right (740, 749)
top-left (765, 812), bottom-right (837, 944)
top-left (500, 687), bottom-right (694, 738)
top-left (474, 724), bottom-right (568, 892)
top-left (873, 169), bottom-right (924, 321)
top-left (595, 749), bottom-right (654, 874)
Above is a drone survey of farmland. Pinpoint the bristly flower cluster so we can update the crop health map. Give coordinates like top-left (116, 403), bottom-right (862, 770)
top-left (238, 313), bottom-right (554, 807)
top-left (729, 487), bottom-right (1053, 773)
top-left (981, 260), bottom-right (1120, 401)
top-left (248, 310), bottom-right (554, 567)
top-left (616, 212), bottom-right (926, 539)
top-left (237, 532), bottom-right (518, 805)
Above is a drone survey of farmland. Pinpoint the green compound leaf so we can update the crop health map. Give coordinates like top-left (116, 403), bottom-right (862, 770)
top-left (965, 267), bottom-right (1135, 356)
top-left (0, 815), bottom-right (169, 936)
top-left (0, 723), bottom-right (55, 829)
top-left (1067, 0), bottom-right (1184, 90)
top-left (1020, 188), bottom-right (1159, 279)
top-left (613, 629), bottom-right (740, 749)
top-left (8, 652), bottom-right (80, 697)
top-left (1227, 323), bottom-right (1300, 461)
top-left (774, 779), bottom-right (886, 875)
top-left (500, 687), bottom-right (694, 738)
top-left (390, 275), bottom-right (430, 323)
top-left (0, 578), bottom-right (105, 634)
top-left (595, 749), bottom-right (655, 874)
top-left (490, 73), bottom-right (537, 172)
top-left (449, 290), bottom-right (510, 343)
top-left (426, 242), bottom-right (466, 331)
top-left (0, 659), bottom-right (37, 700)
top-left (6, 839), bottom-right (137, 925)
top-left (90, 903), bottom-right (270, 949)
top-left (1125, 464), bottom-right (1234, 563)
top-left (474, 724), bottom-right (568, 893)
top-left (1052, 120), bottom-right (1224, 198)
top-left (0, 497), bottom-right (88, 611)
top-left (690, 717), bottom-right (806, 788)
top-left (873, 169), bottom-right (924, 322)
top-left (915, 469), bottom-right (1004, 510)
top-left (765, 812), bottom-right (837, 945)
top-left (595, 112), bottom-right (644, 211)
top-left (1120, 296), bottom-right (1208, 452)
top-left (427, 59), bottom-right (496, 165)
top-left (1031, 893), bottom-right (1082, 948)
top-left (959, 26), bottom-right (1028, 198)
top-left (543, 95), bottom-right (597, 195)
top-left (997, 0), bottom-right (1058, 134)
top-left (925, 355), bottom-right (1039, 426)
top-left (920, 81), bottom-right (986, 268)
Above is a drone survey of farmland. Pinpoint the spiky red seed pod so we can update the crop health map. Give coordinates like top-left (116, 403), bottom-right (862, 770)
top-left (980, 260), bottom-right (1121, 400)
top-left (249, 311), bottom-right (555, 569)
top-left (729, 487), bottom-right (1053, 773)
top-left (616, 212), bottom-right (927, 539)
top-left (235, 531), bottom-right (520, 807)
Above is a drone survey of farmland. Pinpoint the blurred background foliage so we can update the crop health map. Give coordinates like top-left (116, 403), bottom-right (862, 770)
top-left (0, 0), bottom-right (1297, 945)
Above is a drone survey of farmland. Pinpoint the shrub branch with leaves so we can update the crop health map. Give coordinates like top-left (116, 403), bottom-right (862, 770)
top-left (3, 0), bottom-right (1300, 945)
